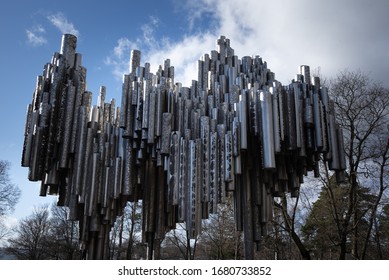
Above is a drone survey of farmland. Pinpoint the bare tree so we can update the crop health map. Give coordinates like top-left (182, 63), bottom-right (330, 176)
top-left (375, 204), bottom-right (389, 259)
top-left (273, 70), bottom-right (389, 260)
top-left (261, 205), bottom-right (304, 260)
top-left (163, 223), bottom-right (199, 260)
top-left (0, 217), bottom-right (11, 245)
top-left (330, 70), bottom-right (389, 259)
top-left (360, 128), bottom-right (389, 258)
top-left (274, 192), bottom-right (311, 260)
top-left (109, 201), bottom-right (143, 259)
top-left (48, 203), bottom-right (80, 259)
top-left (0, 160), bottom-right (21, 246)
top-left (200, 200), bottom-right (243, 260)
top-left (6, 206), bottom-right (51, 259)
top-left (109, 214), bottom-right (122, 259)
top-left (300, 71), bottom-right (389, 259)
top-left (0, 160), bottom-right (21, 217)
top-left (124, 201), bottom-right (142, 259)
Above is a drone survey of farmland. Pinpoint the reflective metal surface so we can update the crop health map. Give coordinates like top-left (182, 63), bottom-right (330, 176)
top-left (22, 34), bottom-right (346, 259)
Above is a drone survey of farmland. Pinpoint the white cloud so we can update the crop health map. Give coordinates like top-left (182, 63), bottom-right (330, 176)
top-left (145, 33), bottom-right (216, 86)
top-left (105, 15), bottom-right (163, 81)
top-left (25, 25), bottom-right (47, 47)
top-left (140, 15), bottom-right (161, 49)
top-left (105, 14), bottom-right (216, 85)
top-left (113, 37), bottom-right (138, 59)
top-left (178, 0), bottom-right (216, 31)
top-left (106, 0), bottom-right (389, 87)
top-left (47, 12), bottom-right (80, 37)
top-left (178, 0), bottom-right (389, 86)
top-left (105, 38), bottom-right (134, 80)
top-left (0, 215), bottom-right (18, 228)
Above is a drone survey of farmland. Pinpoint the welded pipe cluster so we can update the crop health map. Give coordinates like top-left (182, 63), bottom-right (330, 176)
top-left (22, 34), bottom-right (346, 259)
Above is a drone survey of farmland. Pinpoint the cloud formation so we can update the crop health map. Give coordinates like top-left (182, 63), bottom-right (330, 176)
top-left (25, 12), bottom-right (80, 48)
top-left (106, 0), bottom-right (389, 87)
top-left (191, 0), bottom-right (389, 85)
top-left (25, 25), bottom-right (47, 47)
top-left (105, 14), bottom-right (216, 86)
top-left (47, 12), bottom-right (80, 37)
top-left (140, 15), bottom-right (160, 48)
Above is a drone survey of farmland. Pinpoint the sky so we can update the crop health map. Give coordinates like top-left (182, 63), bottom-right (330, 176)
top-left (1, 0), bottom-right (389, 228)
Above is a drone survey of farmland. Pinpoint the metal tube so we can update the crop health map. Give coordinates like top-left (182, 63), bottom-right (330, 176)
top-left (59, 83), bottom-right (76, 168)
top-left (320, 102), bottom-right (328, 153)
top-left (122, 139), bottom-right (135, 196)
top-left (120, 75), bottom-right (130, 128)
top-left (28, 127), bottom-right (42, 181)
top-left (113, 157), bottom-right (122, 199)
top-left (60, 34), bottom-right (77, 68)
top-left (142, 78), bottom-right (150, 129)
top-left (328, 113), bottom-right (340, 170)
top-left (135, 78), bottom-right (143, 132)
top-left (224, 130), bottom-right (233, 182)
top-left (155, 85), bottom-right (164, 137)
top-left (168, 131), bottom-right (180, 205)
top-left (147, 88), bottom-right (156, 143)
top-left (70, 83), bottom-right (84, 154)
top-left (161, 112), bottom-right (172, 154)
top-left (278, 86), bottom-right (285, 141)
top-left (217, 124), bottom-right (226, 203)
top-left (260, 89), bottom-right (276, 169)
top-left (209, 131), bottom-right (218, 213)
top-left (270, 86), bottom-right (281, 153)
top-left (22, 35), bottom-right (350, 260)
top-left (21, 105), bottom-right (34, 167)
top-left (178, 137), bottom-right (187, 222)
top-left (313, 93), bottom-right (323, 149)
top-left (239, 89), bottom-right (248, 149)
top-left (200, 116), bottom-right (210, 202)
top-left (300, 65), bottom-right (311, 86)
top-left (337, 127), bottom-right (346, 170)
top-left (293, 83), bottom-right (302, 149)
top-left (130, 50), bottom-right (141, 75)
top-left (286, 85), bottom-right (297, 150)
top-left (187, 140), bottom-right (197, 238)
top-left (195, 139), bottom-right (203, 235)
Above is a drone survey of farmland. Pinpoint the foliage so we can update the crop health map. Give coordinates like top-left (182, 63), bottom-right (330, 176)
top-left (301, 178), bottom-right (378, 259)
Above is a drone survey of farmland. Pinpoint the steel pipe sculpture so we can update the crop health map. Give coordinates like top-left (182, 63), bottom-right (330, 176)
top-left (22, 34), bottom-right (346, 259)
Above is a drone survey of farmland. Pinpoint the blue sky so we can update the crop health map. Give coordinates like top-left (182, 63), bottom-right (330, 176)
top-left (1, 0), bottom-right (389, 227)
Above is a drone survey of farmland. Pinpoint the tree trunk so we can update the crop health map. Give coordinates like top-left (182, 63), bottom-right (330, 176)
top-left (117, 214), bottom-right (124, 259)
top-left (279, 195), bottom-right (311, 260)
top-left (361, 138), bottom-right (388, 259)
top-left (126, 202), bottom-right (137, 260)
